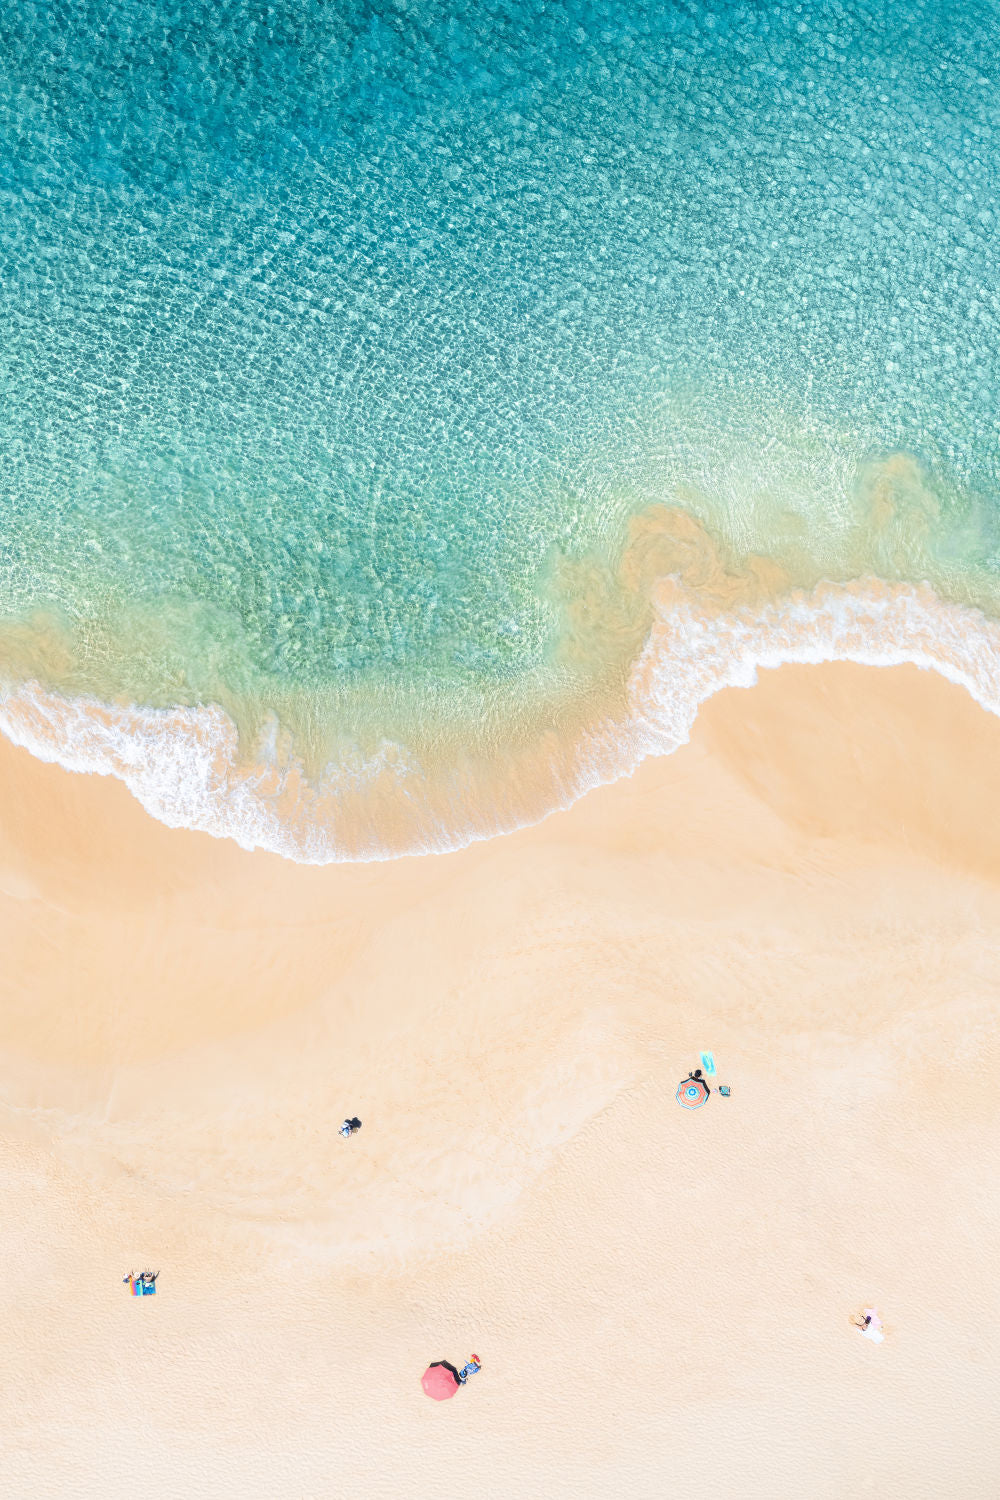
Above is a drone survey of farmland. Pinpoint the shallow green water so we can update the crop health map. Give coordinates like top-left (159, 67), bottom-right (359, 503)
top-left (3, 1), bottom-right (1000, 842)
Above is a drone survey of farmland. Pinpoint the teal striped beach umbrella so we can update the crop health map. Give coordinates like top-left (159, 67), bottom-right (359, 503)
top-left (676, 1073), bottom-right (711, 1110)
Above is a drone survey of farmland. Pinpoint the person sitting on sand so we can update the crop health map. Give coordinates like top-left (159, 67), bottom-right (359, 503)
top-left (339, 1117), bottom-right (362, 1138)
top-left (853, 1308), bottom-right (884, 1342)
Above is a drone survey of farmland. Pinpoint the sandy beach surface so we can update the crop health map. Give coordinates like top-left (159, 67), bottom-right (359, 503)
top-left (1, 660), bottom-right (999, 1498)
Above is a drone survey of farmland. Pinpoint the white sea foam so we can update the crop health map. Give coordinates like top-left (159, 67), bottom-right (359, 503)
top-left (629, 577), bottom-right (1000, 753)
top-left (0, 577), bottom-right (998, 862)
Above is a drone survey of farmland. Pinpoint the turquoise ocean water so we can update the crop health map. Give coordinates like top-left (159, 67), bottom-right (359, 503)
top-left (3, 1), bottom-right (1000, 856)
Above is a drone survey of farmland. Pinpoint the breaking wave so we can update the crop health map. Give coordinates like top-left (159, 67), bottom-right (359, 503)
top-left (2, 576), bottom-right (999, 863)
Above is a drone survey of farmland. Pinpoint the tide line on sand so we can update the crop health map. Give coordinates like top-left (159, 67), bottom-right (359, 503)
top-left (0, 576), bottom-right (998, 864)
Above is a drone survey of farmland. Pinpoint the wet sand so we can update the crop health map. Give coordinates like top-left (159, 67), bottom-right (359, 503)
top-left (1, 660), bottom-right (999, 1497)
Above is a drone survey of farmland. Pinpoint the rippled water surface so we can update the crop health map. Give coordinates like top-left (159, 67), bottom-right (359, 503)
top-left (2, 1), bottom-right (1000, 850)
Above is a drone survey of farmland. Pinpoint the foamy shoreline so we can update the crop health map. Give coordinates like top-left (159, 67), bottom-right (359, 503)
top-left (1, 657), bottom-right (999, 1494)
top-left (2, 576), bottom-right (999, 864)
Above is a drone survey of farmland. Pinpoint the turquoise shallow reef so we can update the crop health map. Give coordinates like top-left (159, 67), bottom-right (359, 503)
top-left (2, 1), bottom-right (1000, 856)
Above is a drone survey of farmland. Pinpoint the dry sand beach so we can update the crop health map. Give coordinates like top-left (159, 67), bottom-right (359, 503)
top-left (2, 660), bottom-right (999, 1497)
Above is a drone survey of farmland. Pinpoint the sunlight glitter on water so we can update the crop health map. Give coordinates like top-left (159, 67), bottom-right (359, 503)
top-left (3, 1), bottom-right (999, 854)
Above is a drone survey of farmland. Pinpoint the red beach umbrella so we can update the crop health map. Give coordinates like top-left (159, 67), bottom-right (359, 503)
top-left (676, 1073), bottom-right (710, 1110)
top-left (421, 1362), bottom-right (461, 1401)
